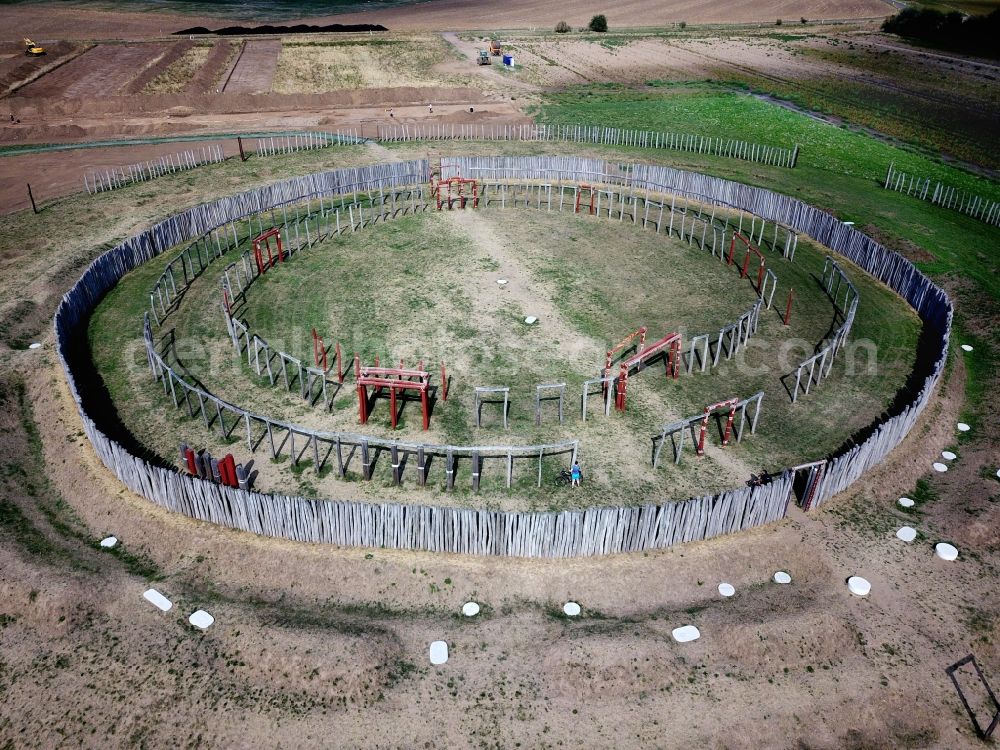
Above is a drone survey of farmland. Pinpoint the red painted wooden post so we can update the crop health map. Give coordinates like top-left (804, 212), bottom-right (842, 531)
top-left (185, 448), bottom-right (197, 475)
top-left (276, 232), bottom-right (284, 262)
top-left (389, 386), bottom-right (398, 429)
top-left (741, 248), bottom-right (750, 278)
top-left (358, 382), bottom-right (368, 423)
top-left (312, 328), bottom-right (319, 367)
top-left (784, 288), bottom-right (794, 326)
top-left (616, 364), bottom-right (628, 411)
top-left (667, 339), bottom-right (679, 379)
top-left (697, 411), bottom-right (709, 455)
top-left (722, 405), bottom-right (736, 446)
top-left (421, 388), bottom-right (430, 430)
top-left (757, 262), bottom-right (765, 290)
top-left (336, 342), bottom-right (344, 383)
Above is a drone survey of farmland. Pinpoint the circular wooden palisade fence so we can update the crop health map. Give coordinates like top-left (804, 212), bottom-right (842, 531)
top-left (55, 157), bottom-right (952, 557)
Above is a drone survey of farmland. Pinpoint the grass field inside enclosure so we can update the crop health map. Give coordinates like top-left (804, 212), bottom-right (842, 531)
top-left (89, 185), bottom-right (921, 511)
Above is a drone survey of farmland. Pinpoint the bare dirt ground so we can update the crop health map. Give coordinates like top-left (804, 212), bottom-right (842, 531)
top-left (17, 43), bottom-right (172, 97)
top-left (220, 39), bottom-right (281, 94)
top-left (1, 319), bottom-right (996, 747)
top-left (315, 0), bottom-right (894, 30)
top-left (0, 137), bottom-right (234, 213)
top-left (0, 2), bottom-right (997, 747)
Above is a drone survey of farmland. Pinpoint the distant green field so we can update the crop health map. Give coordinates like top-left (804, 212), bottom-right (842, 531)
top-left (533, 86), bottom-right (998, 422)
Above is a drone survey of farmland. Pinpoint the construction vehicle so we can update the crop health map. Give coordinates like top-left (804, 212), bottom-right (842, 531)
top-left (489, 39), bottom-right (502, 56)
top-left (477, 49), bottom-right (491, 65)
top-left (23, 38), bottom-right (46, 56)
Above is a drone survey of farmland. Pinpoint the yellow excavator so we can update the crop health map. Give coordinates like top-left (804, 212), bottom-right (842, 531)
top-left (24, 38), bottom-right (46, 56)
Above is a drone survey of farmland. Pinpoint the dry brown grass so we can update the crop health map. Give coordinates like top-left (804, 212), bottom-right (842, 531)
top-left (143, 45), bottom-right (212, 94)
top-left (271, 37), bottom-right (471, 93)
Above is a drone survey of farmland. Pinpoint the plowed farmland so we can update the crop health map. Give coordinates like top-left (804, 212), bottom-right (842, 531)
top-left (19, 44), bottom-right (173, 98)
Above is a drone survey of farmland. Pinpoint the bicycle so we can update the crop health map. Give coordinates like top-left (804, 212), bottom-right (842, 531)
top-left (555, 468), bottom-right (573, 486)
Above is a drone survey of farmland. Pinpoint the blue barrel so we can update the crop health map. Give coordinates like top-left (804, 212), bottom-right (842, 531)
top-left (503, 55), bottom-right (513, 66)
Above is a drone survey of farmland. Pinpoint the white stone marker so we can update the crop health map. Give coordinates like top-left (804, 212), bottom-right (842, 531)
top-left (524, 316), bottom-right (537, 325)
top-left (895, 526), bottom-right (917, 543)
top-left (718, 583), bottom-right (736, 597)
top-left (462, 602), bottom-right (480, 617)
top-left (932, 462), bottom-right (948, 472)
top-left (99, 536), bottom-right (118, 548)
top-left (143, 589), bottom-right (172, 612)
top-left (188, 610), bottom-right (214, 630)
top-left (898, 497), bottom-right (915, 508)
top-left (429, 640), bottom-right (449, 665)
top-left (773, 571), bottom-right (792, 584)
top-left (957, 422), bottom-right (970, 432)
top-left (496, 279), bottom-right (508, 286)
top-left (672, 625), bottom-right (701, 643)
top-left (942, 451), bottom-right (956, 461)
top-left (935, 543), bottom-right (959, 561)
top-left (847, 577), bottom-right (871, 596)
top-left (563, 601), bottom-right (581, 617)
top-left (28, 343), bottom-right (42, 350)
top-left (961, 344), bottom-right (973, 352)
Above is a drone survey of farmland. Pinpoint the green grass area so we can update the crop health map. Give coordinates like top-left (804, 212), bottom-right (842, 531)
top-left (89, 194), bottom-right (919, 510)
top-left (534, 86), bottom-right (1000, 205)
top-left (531, 87), bottom-right (999, 420)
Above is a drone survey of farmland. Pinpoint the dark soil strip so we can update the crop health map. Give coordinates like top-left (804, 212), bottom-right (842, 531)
top-left (184, 39), bottom-right (233, 94)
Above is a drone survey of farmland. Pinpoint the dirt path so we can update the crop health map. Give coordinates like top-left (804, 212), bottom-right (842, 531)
top-left (221, 39), bottom-right (281, 94)
top-left (443, 209), bottom-right (604, 366)
top-left (440, 32), bottom-right (539, 93)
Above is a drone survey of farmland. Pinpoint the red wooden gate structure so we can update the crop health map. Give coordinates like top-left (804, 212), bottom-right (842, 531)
top-left (355, 356), bottom-right (433, 430)
top-left (436, 177), bottom-right (479, 210)
top-left (696, 397), bottom-right (739, 455)
top-left (727, 231), bottom-right (766, 289)
top-left (614, 332), bottom-right (682, 412)
top-left (252, 227), bottom-right (284, 274)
